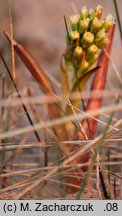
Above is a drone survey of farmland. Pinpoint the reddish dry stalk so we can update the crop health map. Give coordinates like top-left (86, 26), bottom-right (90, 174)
top-left (4, 31), bottom-right (69, 143)
top-left (69, 25), bottom-right (115, 191)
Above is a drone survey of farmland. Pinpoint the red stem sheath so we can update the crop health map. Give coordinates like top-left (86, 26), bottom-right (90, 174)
top-left (71, 25), bottom-right (115, 190)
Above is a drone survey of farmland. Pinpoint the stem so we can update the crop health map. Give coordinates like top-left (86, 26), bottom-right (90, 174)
top-left (68, 25), bottom-right (115, 193)
top-left (72, 53), bottom-right (92, 139)
top-left (0, 54), bottom-right (41, 142)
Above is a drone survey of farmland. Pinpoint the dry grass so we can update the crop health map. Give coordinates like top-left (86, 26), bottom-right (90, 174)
top-left (0, 87), bottom-right (121, 199)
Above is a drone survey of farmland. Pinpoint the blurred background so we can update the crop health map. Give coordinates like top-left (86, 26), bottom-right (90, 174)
top-left (0, 0), bottom-right (121, 83)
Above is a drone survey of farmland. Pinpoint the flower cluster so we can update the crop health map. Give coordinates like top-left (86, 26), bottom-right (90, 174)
top-left (65, 5), bottom-right (114, 77)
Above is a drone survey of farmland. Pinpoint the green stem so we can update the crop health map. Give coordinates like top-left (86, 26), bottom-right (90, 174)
top-left (72, 55), bottom-right (92, 139)
top-left (64, 16), bottom-right (71, 45)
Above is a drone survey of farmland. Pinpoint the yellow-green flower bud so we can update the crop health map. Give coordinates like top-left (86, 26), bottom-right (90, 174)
top-left (95, 37), bottom-right (110, 48)
top-left (87, 44), bottom-right (98, 54)
top-left (82, 60), bottom-right (89, 71)
top-left (86, 44), bottom-right (98, 62)
top-left (79, 18), bottom-right (90, 34)
top-left (74, 46), bottom-right (83, 59)
top-left (78, 59), bottom-right (89, 76)
top-left (103, 14), bottom-right (115, 30)
top-left (80, 6), bottom-right (89, 19)
top-left (89, 52), bottom-right (99, 65)
top-left (94, 52), bottom-right (99, 60)
top-left (70, 15), bottom-right (79, 31)
top-left (81, 31), bottom-right (94, 48)
top-left (90, 5), bottom-right (102, 20)
top-left (94, 5), bottom-right (102, 19)
top-left (95, 29), bottom-right (107, 42)
top-left (70, 31), bottom-right (80, 41)
top-left (91, 18), bottom-right (104, 33)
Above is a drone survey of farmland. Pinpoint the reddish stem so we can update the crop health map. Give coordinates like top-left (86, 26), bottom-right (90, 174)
top-left (69, 25), bottom-right (115, 191)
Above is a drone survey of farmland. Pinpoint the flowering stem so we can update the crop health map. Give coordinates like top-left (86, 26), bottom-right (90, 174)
top-left (68, 25), bottom-right (115, 192)
top-left (71, 50), bottom-right (92, 139)
top-left (78, 25), bottom-right (115, 140)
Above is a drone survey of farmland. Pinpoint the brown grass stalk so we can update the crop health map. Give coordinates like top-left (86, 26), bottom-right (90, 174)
top-left (1, 74), bottom-right (8, 188)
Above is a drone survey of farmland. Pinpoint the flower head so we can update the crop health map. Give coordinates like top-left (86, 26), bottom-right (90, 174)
top-left (81, 31), bottom-right (94, 48)
top-left (65, 5), bottom-right (114, 76)
top-left (74, 46), bottom-right (83, 59)
top-left (70, 15), bottom-right (79, 24)
top-left (70, 31), bottom-right (80, 41)
top-left (95, 29), bottom-right (107, 41)
top-left (78, 59), bottom-right (89, 76)
top-left (91, 18), bottom-right (104, 32)
top-left (70, 15), bottom-right (79, 30)
top-left (104, 13), bottom-right (115, 29)
top-left (79, 18), bottom-right (90, 33)
top-left (96, 37), bottom-right (110, 48)
top-left (87, 44), bottom-right (98, 54)
top-left (94, 5), bottom-right (102, 19)
top-left (80, 6), bottom-right (89, 19)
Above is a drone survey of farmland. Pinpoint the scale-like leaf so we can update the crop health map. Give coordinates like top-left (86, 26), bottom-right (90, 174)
top-left (66, 66), bottom-right (100, 115)
top-left (60, 55), bottom-right (70, 94)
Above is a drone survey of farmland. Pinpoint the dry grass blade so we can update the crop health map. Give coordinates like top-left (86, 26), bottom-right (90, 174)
top-left (0, 102), bottom-right (121, 140)
top-left (9, 9), bottom-right (16, 82)
top-left (0, 54), bottom-right (41, 142)
top-left (10, 134), bottom-right (110, 199)
top-left (0, 89), bottom-right (122, 108)
top-left (26, 87), bottom-right (58, 141)
top-left (1, 73), bottom-right (8, 188)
